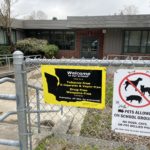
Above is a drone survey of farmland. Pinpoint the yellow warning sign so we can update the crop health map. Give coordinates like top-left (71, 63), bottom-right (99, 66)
top-left (41, 65), bottom-right (106, 109)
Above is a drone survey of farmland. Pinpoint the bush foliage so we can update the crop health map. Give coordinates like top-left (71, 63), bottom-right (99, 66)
top-left (0, 45), bottom-right (11, 55)
top-left (16, 38), bottom-right (59, 57)
top-left (43, 44), bottom-right (59, 58)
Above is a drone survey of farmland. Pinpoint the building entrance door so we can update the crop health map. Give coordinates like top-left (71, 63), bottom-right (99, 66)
top-left (81, 37), bottom-right (99, 58)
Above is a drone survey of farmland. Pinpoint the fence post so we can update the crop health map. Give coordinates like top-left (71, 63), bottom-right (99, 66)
top-left (13, 51), bottom-right (28, 150)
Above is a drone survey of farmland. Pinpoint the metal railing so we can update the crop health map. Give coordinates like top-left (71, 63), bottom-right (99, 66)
top-left (0, 54), bottom-right (41, 77)
top-left (25, 57), bottom-right (150, 67)
top-left (0, 77), bottom-right (19, 148)
top-left (0, 52), bottom-right (62, 149)
top-left (106, 54), bottom-right (150, 60)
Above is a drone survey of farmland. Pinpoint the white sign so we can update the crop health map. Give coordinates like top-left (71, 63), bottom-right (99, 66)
top-left (112, 69), bottom-right (150, 136)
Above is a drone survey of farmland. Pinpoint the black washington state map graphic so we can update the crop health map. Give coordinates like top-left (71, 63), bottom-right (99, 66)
top-left (44, 68), bottom-right (102, 103)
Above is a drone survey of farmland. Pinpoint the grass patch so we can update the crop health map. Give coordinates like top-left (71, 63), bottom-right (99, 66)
top-left (80, 108), bottom-right (112, 140)
top-left (35, 135), bottom-right (100, 150)
top-left (35, 77), bottom-right (148, 149)
top-left (80, 79), bottom-right (113, 139)
top-left (115, 146), bottom-right (134, 150)
top-left (106, 80), bottom-right (113, 106)
top-left (115, 146), bottom-right (126, 150)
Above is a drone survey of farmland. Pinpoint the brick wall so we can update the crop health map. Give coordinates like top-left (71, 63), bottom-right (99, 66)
top-left (57, 29), bottom-right (104, 59)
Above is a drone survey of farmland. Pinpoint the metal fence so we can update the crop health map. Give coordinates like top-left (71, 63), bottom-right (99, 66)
top-left (0, 51), bottom-right (150, 150)
top-left (0, 54), bottom-right (41, 78)
top-left (106, 54), bottom-right (150, 60)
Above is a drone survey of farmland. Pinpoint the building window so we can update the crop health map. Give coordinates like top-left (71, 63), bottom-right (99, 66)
top-left (0, 28), bottom-right (7, 44)
top-left (12, 30), bottom-right (17, 44)
top-left (124, 30), bottom-right (150, 54)
top-left (49, 31), bottom-right (75, 50)
top-left (26, 30), bottom-right (75, 50)
top-left (65, 31), bottom-right (75, 50)
top-left (53, 31), bottom-right (65, 49)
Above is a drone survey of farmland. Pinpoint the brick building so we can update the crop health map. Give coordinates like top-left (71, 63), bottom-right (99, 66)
top-left (0, 15), bottom-right (150, 58)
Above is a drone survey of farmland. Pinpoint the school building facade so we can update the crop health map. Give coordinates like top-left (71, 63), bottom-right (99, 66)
top-left (0, 14), bottom-right (150, 58)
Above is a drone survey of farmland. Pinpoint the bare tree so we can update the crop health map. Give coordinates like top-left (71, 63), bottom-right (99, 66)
top-left (0, 0), bottom-right (18, 47)
top-left (24, 10), bottom-right (48, 20)
top-left (24, 11), bottom-right (36, 20)
top-left (36, 10), bottom-right (47, 20)
top-left (116, 5), bottom-right (139, 15)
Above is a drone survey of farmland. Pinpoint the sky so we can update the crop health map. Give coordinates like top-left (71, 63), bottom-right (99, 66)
top-left (11, 0), bottom-right (150, 19)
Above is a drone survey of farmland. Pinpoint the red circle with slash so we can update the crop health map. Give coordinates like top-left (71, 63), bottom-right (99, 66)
top-left (119, 72), bottom-right (150, 108)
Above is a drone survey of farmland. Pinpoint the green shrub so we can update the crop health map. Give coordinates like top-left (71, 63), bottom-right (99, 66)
top-left (16, 38), bottom-right (47, 55)
top-left (0, 46), bottom-right (11, 66)
top-left (16, 38), bottom-right (59, 57)
top-left (43, 44), bottom-right (59, 58)
top-left (0, 46), bottom-right (11, 55)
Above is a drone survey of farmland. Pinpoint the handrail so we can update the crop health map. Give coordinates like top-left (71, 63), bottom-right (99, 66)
top-left (0, 76), bottom-right (62, 134)
top-left (0, 54), bottom-right (41, 58)
top-left (0, 139), bottom-right (20, 147)
top-left (0, 77), bottom-right (43, 91)
top-left (0, 109), bottom-right (61, 122)
top-left (0, 94), bottom-right (16, 100)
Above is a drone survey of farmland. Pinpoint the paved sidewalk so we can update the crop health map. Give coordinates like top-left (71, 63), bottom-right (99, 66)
top-left (0, 79), bottom-right (18, 150)
top-left (0, 65), bottom-right (14, 78)
top-left (0, 123), bottom-right (18, 150)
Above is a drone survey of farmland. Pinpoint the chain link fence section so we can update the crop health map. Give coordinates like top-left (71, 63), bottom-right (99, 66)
top-left (106, 54), bottom-right (150, 60)
top-left (25, 58), bottom-right (150, 150)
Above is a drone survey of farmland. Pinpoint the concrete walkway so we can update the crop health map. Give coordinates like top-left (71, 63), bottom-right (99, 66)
top-left (0, 65), bottom-right (14, 78)
top-left (0, 81), bottom-right (18, 150)
top-left (0, 123), bottom-right (18, 150)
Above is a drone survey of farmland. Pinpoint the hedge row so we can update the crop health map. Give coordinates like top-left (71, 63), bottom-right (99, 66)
top-left (0, 46), bottom-right (11, 55)
top-left (16, 38), bottom-right (59, 58)
top-left (0, 38), bottom-right (59, 58)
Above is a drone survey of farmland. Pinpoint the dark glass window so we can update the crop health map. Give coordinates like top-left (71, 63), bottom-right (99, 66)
top-left (124, 30), bottom-right (150, 54)
top-left (50, 31), bottom-right (75, 50)
top-left (12, 30), bottom-right (17, 44)
top-left (25, 30), bottom-right (75, 50)
top-left (0, 29), bottom-right (17, 45)
top-left (54, 31), bottom-right (65, 49)
top-left (146, 31), bottom-right (150, 53)
top-left (0, 29), bottom-right (7, 44)
top-left (36, 31), bottom-right (49, 41)
top-left (27, 30), bottom-right (36, 37)
top-left (65, 31), bottom-right (75, 50)
top-left (81, 37), bottom-right (99, 52)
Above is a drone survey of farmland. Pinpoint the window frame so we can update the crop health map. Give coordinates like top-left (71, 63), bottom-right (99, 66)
top-left (0, 28), bottom-right (7, 45)
top-left (25, 29), bottom-right (75, 50)
top-left (123, 30), bottom-right (150, 54)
